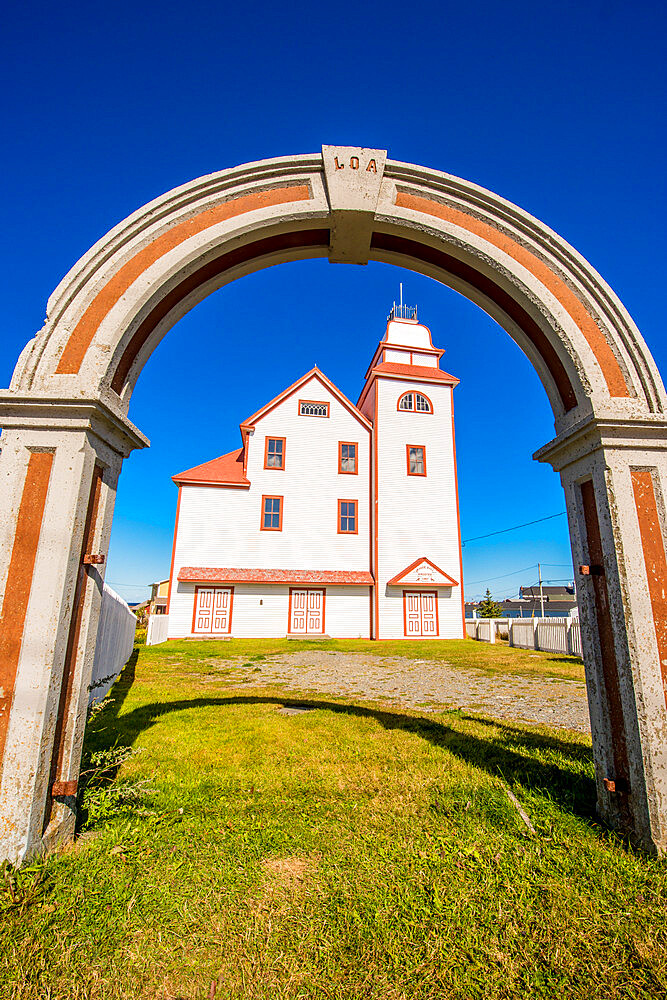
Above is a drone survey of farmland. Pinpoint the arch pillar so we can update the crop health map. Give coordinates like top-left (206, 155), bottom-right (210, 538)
top-left (0, 398), bottom-right (146, 861)
top-left (536, 417), bottom-right (667, 852)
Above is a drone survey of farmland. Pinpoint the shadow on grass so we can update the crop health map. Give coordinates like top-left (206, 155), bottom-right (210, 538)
top-left (85, 659), bottom-right (596, 823)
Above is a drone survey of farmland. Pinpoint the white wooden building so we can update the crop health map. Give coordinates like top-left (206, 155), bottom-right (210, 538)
top-left (167, 308), bottom-right (464, 639)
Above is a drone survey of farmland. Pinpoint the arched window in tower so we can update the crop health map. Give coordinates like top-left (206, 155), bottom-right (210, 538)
top-left (397, 391), bottom-right (433, 413)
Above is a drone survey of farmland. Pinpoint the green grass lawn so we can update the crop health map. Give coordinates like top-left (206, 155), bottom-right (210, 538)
top-left (2, 638), bottom-right (666, 999)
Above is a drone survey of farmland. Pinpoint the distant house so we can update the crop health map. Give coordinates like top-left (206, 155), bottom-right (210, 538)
top-left (150, 579), bottom-right (170, 615)
top-left (466, 583), bottom-right (578, 619)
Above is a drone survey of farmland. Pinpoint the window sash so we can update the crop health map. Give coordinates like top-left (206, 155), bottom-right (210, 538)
top-left (339, 500), bottom-right (357, 532)
top-left (398, 391), bottom-right (432, 412)
top-left (299, 400), bottom-right (329, 417)
top-left (340, 442), bottom-right (357, 473)
top-left (266, 438), bottom-right (284, 468)
top-left (262, 496), bottom-right (282, 529)
top-left (408, 446), bottom-right (425, 475)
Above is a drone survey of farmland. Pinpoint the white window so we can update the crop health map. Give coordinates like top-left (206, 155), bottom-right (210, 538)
top-left (397, 391), bottom-right (433, 413)
top-left (299, 400), bottom-right (329, 417)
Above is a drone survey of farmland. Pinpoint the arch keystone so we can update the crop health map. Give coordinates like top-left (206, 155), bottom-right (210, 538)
top-left (322, 145), bottom-right (387, 264)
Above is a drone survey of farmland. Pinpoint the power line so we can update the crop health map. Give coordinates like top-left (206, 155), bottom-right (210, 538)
top-left (462, 511), bottom-right (567, 545)
top-left (465, 562), bottom-right (538, 586)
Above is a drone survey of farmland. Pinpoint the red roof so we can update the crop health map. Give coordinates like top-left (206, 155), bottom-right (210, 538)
top-left (178, 567), bottom-right (374, 585)
top-left (371, 362), bottom-right (459, 385)
top-left (173, 448), bottom-right (250, 487)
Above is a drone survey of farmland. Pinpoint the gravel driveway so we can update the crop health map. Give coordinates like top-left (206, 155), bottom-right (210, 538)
top-left (221, 651), bottom-right (590, 734)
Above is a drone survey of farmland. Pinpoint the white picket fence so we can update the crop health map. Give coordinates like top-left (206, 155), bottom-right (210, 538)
top-left (466, 616), bottom-right (582, 657)
top-left (146, 613), bottom-right (169, 646)
top-left (88, 584), bottom-right (137, 706)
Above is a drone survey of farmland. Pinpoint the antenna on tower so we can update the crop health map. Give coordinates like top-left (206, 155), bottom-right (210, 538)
top-left (388, 283), bottom-right (417, 322)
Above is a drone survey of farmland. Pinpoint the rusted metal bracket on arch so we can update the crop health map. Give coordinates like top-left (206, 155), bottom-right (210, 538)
top-left (603, 777), bottom-right (630, 794)
top-left (51, 780), bottom-right (77, 797)
top-left (83, 553), bottom-right (105, 565)
top-left (579, 564), bottom-right (604, 576)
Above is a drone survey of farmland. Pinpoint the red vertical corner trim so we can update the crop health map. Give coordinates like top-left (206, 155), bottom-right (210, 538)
top-left (580, 479), bottom-right (630, 789)
top-left (45, 463), bottom-right (105, 828)
top-left (373, 388), bottom-right (380, 640)
top-left (450, 388), bottom-right (466, 637)
top-left (242, 429), bottom-right (249, 477)
top-left (166, 486), bottom-right (182, 615)
top-left (630, 468), bottom-right (667, 706)
top-left (0, 451), bottom-right (54, 770)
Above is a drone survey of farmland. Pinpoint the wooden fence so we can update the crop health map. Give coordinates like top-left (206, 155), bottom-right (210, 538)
top-left (87, 583), bottom-right (137, 706)
top-left (146, 613), bottom-right (169, 646)
top-left (466, 617), bottom-right (582, 657)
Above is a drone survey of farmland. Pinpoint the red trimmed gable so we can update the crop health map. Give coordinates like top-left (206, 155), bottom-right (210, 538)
top-left (387, 557), bottom-right (459, 587)
top-left (241, 367), bottom-right (372, 432)
top-left (172, 448), bottom-right (250, 487)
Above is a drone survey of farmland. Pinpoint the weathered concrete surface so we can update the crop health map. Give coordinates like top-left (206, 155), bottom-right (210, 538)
top-left (1, 146), bottom-right (667, 861)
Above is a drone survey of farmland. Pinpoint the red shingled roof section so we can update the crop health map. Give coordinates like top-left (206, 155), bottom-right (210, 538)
top-left (172, 448), bottom-right (250, 486)
top-left (178, 567), bottom-right (375, 585)
top-left (372, 362), bottom-right (459, 385)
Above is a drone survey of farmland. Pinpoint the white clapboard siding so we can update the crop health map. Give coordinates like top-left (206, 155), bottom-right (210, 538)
top-left (169, 583), bottom-right (371, 638)
top-left (88, 584), bottom-right (136, 706)
top-left (375, 378), bottom-right (463, 639)
top-left (172, 375), bottom-right (371, 578)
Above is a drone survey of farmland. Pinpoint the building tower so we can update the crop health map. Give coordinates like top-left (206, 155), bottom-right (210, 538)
top-left (357, 301), bottom-right (464, 639)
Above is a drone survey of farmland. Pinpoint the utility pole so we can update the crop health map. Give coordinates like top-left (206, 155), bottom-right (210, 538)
top-left (538, 562), bottom-right (545, 617)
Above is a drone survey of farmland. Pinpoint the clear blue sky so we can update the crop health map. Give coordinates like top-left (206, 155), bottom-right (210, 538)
top-left (1, 0), bottom-right (665, 604)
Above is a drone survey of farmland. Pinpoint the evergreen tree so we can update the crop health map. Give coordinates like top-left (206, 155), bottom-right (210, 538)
top-left (477, 588), bottom-right (503, 618)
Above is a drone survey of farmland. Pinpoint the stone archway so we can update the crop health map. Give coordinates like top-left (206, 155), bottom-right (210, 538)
top-left (1, 145), bottom-right (666, 864)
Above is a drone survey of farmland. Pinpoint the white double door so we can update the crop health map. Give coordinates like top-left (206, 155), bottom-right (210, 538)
top-left (193, 586), bottom-right (233, 634)
top-left (404, 591), bottom-right (438, 637)
top-left (290, 589), bottom-right (325, 635)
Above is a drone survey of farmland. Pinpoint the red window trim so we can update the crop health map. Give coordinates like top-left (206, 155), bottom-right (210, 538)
top-left (260, 494), bottom-right (283, 531)
top-left (264, 436), bottom-right (286, 470)
top-left (406, 444), bottom-right (427, 477)
top-left (397, 391), bottom-right (434, 413)
top-left (191, 585), bottom-right (234, 635)
top-left (287, 587), bottom-right (326, 636)
top-left (338, 498), bottom-right (358, 534)
top-left (298, 398), bottom-right (330, 417)
top-left (338, 440), bottom-right (358, 475)
top-left (402, 589), bottom-right (440, 638)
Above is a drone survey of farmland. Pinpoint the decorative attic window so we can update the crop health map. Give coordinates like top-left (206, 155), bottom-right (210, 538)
top-left (397, 391), bottom-right (433, 413)
top-left (299, 400), bottom-right (330, 417)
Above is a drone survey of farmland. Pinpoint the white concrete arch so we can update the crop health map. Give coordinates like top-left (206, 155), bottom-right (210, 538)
top-left (2, 146), bottom-right (667, 864)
